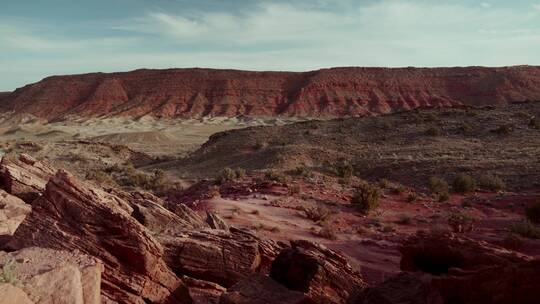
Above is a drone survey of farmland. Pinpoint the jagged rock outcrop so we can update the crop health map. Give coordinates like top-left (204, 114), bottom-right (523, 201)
top-left (158, 228), bottom-right (285, 288)
top-left (270, 240), bottom-right (366, 304)
top-left (219, 274), bottom-right (315, 304)
top-left (0, 247), bottom-right (103, 304)
top-left (6, 170), bottom-right (192, 303)
top-left (0, 154), bottom-right (55, 203)
top-left (3, 66), bottom-right (540, 120)
top-left (352, 232), bottom-right (540, 304)
top-left (130, 194), bottom-right (208, 234)
top-left (399, 231), bottom-right (531, 274)
top-left (205, 211), bottom-right (229, 230)
top-left (0, 189), bottom-right (31, 246)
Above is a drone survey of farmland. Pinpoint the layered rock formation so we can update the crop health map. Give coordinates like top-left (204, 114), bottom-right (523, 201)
top-left (2, 66), bottom-right (540, 120)
top-left (353, 232), bottom-right (540, 304)
top-left (0, 154), bottom-right (56, 203)
top-left (6, 170), bottom-right (192, 303)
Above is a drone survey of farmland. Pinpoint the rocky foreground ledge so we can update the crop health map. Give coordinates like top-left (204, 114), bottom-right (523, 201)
top-left (0, 154), bottom-right (539, 303)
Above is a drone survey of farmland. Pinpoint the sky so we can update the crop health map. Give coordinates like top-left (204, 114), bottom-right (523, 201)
top-left (1, 0), bottom-right (540, 91)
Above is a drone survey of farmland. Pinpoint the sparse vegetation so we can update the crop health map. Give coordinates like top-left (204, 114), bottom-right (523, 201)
top-left (378, 178), bottom-right (390, 189)
top-left (265, 170), bottom-right (288, 183)
top-left (478, 175), bottom-right (505, 192)
top-left (0, 261), bottom-right (20, 286)
top-left (397, 214), bottom-right (413, 225)
top-left (428, 177), bottom-right (449, 195)
top-left (510, 221), bottom-right (540, 239)
top-left (525, 201), bottom-right (540, 224)
top-left (529, 117), bottom-right (540, 129)
top-left (493, 124), bottom-right (513, 135)
top-left (302, 205), bottom-right (332, 222)
top-left (452, 174), bottom-right (476, 194)
top-left (448, 211), bottom-right (476, 233)
top-left (407, 192), bottom-right (418, 203)
top-left (292, 166), bottom-right (313, 177)
top-left (425, 126), bottom-right (441, 136)
top-left (437, 191), bottom-right (450, 202)
top-left (317, 222), bottom-right (337, 240)
top-left (217, 167), bottom-right (246, 183)
top-left (351, 183), bottom-right (381, 214)
top-left (288, 184), bottom-right (301, 195)
top-left (392, 184), bottom-right (406, 195)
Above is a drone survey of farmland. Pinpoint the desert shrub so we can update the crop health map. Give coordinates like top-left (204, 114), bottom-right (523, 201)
top-left (339, 164), bottom-right (354, 179)
top-left (317, 222), bottom-right (337, 240)
top-left (0, 261), bottom-right (20, 286)
top-left (265, 170), bottom-right (288, 183)
top-left (392, 184), bottom-right (406, 195)
top-left (397, 214), bottom-right (413, 225)
top-left (86, 169), bottom-right (118, 187)
top-left (458, 122), bottom-right (473, 134)
top-left (235, 168), bottom-right (246, 179)
top-left (292, 166), bottom-right (313, 177)
top-left (448, 211), bottom-right (476, 233)
top-left (478, 175), bottom-right (505, 192)
top-left (378, 178), bottom-right (390, 189)
top-left (525, 201), bottom-right (540, 224)
top-left (425, 126), bottom-right (441, 136)
top-left (253, 141), bottom-right (266, 150)
top-left (218, 167), bottom-right (236, 183)
top-left (529, 117), bottom-right (540, 129)
top-left (407, 193), bottom-right (418, 203)
top-left (437, 191), bottom-right (450, 202)
top-left (428, 177), bottom-right (449, 194)
top-left (302, 205), bottom-right (331, 222)
top-left (510, 221), bottom-right (540, 239)
top-left (288, 184), bottom-right (301, 195)
top-left (351, 183), bottom-right (381, 214)
top-left (493, 124), bottom-right (513, 135)
top-left (452, 174), bottom-right (476, 194)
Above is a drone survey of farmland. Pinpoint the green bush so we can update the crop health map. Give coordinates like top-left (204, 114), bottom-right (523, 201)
top-left (453, 174), bottom-right (476, 194)
top-left (428, 177), bottom-right (449, 194)
top-left (265, 170), bottom-right (288, 183)
top-left (425, 126), bottom-right (441, 136)
top-left (407, 193), bottom-right (418, 203)
top-left (438, 191), bottom-right (450, 202)
top-left (351, 183), bottom-right (381, 214)
top-left (529, 118), bottom-right (540, 129)
top-left (510, 221), bottom-right (540, 239)
top-left (478, 175), bottom-right (505, 192)
top-left (525, 201), bottom-right (540, 224)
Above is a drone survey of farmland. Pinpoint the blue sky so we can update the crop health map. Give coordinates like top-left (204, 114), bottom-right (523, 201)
top-left (1, 0), bottom-right (540, 91)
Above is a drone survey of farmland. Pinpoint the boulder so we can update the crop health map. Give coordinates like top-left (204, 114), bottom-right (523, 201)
top-left (0, 283), bottom-right (33, 304)
top-left (0, 154), bottom-right (55, 203)
top-left (158, 228), bottom-right (285, 287)
top-left (6, 170), bottom-right (192, 303)
top-left (219, 274), bottom-right (315, 304)
top-left (0, 247), bottom-right (103, 304)
top-left (399, 231), bottom-right (531, 274)
top-left (270, 240), bottom-right (366, 304)
top-left (0, 189), bottom-right (31, 246)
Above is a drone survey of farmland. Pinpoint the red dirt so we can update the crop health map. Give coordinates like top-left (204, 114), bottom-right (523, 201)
top-left (2, 66), bottom-right (540, 120)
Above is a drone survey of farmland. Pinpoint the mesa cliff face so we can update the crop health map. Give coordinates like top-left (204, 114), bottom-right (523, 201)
top-left (2, 66), bottom-right (540, 120)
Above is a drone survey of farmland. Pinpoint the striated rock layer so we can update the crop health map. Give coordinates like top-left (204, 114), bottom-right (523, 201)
top-left (2, 66), bottom-right (540, 120)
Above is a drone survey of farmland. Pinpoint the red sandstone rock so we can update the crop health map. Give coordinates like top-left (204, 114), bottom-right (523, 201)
top-left (0, 154), bottom-right (55, 203)
top-left (6, 170), bottom-right (192, 303)
top-left (399, 231), bottom-right (530, 274)
top-left (158, 228), bottom-right (285, 288)
top-left (3, 66), bottom-right (540, 120)
top-left (270, 240), bottom-right (366, 304)
top-left (219, 274), bottom-right (315, 304)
